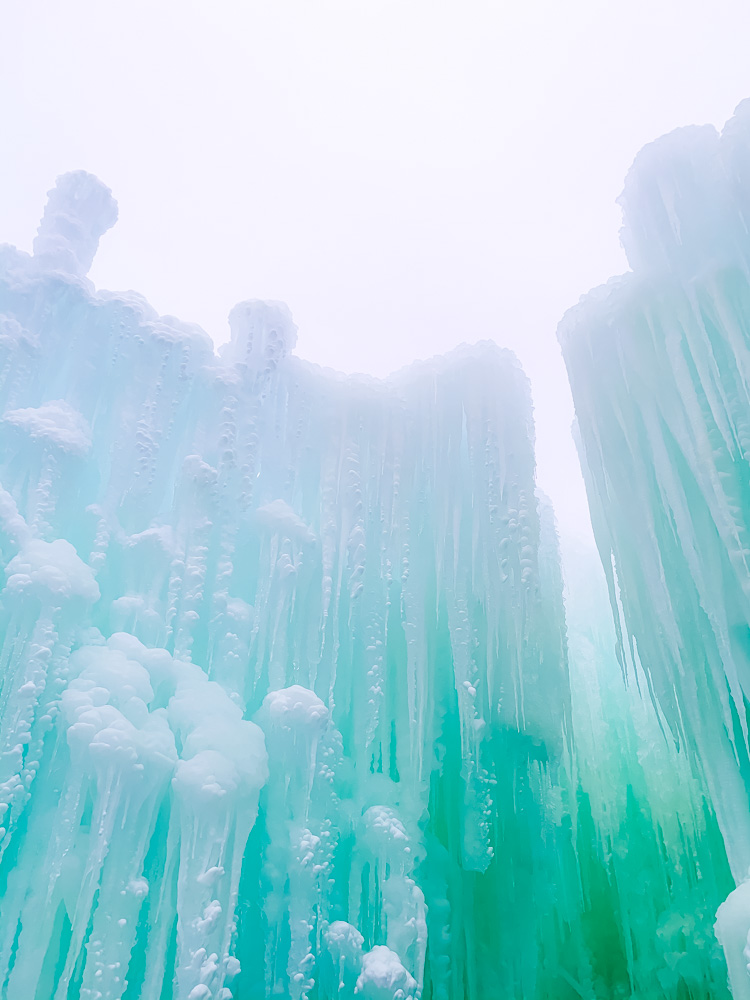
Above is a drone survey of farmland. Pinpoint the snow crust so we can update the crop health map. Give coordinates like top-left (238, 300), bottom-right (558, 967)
top-left (355, 946), bottom-right (417, 1000)
top-left (6, 537), bottom-right (100, 602)
top-left (3, 400), bottom-right (92, 455)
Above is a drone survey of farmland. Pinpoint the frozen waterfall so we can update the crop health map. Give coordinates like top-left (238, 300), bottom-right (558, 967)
top-left (561, 99), bottom-right (750, 998)
top-left (2, 107), bottom-right (750, 1000)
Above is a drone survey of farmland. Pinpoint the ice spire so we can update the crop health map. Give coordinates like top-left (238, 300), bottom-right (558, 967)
top-left (32, 170), bottom-right (118, 277)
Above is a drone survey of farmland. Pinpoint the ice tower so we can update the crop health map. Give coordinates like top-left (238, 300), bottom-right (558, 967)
top-left (561, 100), bottom-right (750, 996)
top-left (0, 174), bottom-right (582, 1000)
top-left (0, 154), bottom-right (744, 999)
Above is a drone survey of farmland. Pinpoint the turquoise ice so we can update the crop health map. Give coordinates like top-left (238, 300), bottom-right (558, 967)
top-left (1, 100), bottom-right (749, 998)
top-left (0, 174), bottom-right (578, 999)
top-left (561, 99), bottom-right (750, 997)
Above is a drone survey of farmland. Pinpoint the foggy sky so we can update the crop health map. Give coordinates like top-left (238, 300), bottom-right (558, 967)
top-left (1, 0), bottom-right (749, 539)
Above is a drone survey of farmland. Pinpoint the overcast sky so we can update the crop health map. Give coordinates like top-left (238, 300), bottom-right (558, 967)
top-left (1, 0), bottom-right (750, 539)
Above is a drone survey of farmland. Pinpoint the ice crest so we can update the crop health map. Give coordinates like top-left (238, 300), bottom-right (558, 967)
top-left (223, 298), bottom-right (298, 372)
top-left (33, 170), bottom-right (118, 277)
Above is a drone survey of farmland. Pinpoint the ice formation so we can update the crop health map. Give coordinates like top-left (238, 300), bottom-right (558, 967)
top-left (4, 103), bottom-right (750, 998)
top-left (561, 99), bottom-right (750, 998)
top-left (0, 172), bottom-right (579, 1000)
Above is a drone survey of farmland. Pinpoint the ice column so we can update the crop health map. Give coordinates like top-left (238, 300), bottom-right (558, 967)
top-left (560, 99), bottom-right (750, 987)
top-left (1, 166), bottom-right (731, 999)
top-left (33, 171), bottom-right (118, 277)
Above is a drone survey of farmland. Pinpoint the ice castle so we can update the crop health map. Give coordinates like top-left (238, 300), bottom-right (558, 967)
top-left (2, 102), bottom-right (750, 999)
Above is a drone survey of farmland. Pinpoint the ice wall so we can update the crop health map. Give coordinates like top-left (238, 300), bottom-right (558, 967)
top-left (562, 537), bottom-right (733, 998)
top-left (1, 167), bottom-right (740, 1000)
top-left (560, 99), bottom-right (750, 993)
top-left (0, 175), bottom-right (582, 1000)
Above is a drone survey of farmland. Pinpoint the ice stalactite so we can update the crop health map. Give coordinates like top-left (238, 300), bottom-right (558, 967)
top-left (0, 172), bottom-right (578, 1000)
top-left (0, 164), bottom-right (742, 1000)
top-left (560, 99), bottom-right (750, 994)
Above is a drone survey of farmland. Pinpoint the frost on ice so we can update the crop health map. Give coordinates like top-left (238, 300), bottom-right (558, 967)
top-left (2, 116), bottom-right (750, 1000)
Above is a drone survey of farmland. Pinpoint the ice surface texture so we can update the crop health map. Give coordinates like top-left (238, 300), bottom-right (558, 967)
top-left (561, 100), bottom-right (750, 997)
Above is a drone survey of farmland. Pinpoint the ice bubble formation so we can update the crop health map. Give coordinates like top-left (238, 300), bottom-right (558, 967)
top-left (3, 98), bottom-right (750, 1000)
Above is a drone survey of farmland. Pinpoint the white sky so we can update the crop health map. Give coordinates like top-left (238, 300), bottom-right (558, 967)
top-left (1, 0), bottom-right (749, 539)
